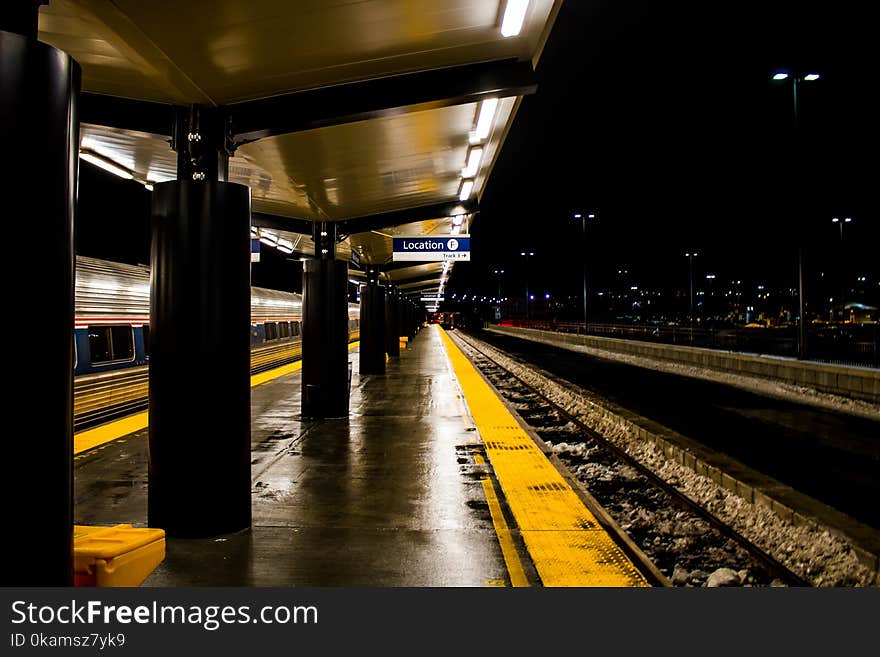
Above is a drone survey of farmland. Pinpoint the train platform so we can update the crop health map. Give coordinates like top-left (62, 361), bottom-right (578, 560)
top-left (74, 326), bottom-right (650, 587)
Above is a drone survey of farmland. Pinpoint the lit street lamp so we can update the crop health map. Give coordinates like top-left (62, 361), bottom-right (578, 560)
top-left (520, 251), bottom-right (534, 319)
top-left (772, 70), bottom-right (821, 359)
top-left (831, 216), bottom-right (853, 240)
top-left (684, 252), bottom-right (698, 322)
top-left (573, 212), bottom-right (596, 331)
top-left (831, 217), bottom-right (854, 317)
top-left (492, 268), bottom-right (505, 298)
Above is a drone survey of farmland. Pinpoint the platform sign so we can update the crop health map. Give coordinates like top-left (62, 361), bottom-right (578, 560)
top-left (251, 238), bottom-right (260, 263)
top-left (350, 248), bottom-right (361, 268)
top-left (421, 294), bottom-right (445, 302)
top-left (392, 235), bottom-right (470, 262)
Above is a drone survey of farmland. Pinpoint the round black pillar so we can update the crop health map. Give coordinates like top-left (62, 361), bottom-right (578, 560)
top-left (359, 284), bottom-right (386, 375)
top-left (397, 296), bottom-right (410, 338)
top-left (406, 301), bottom-right (416, 340)
top-left (149, 181), bottom-right (252, 537)
top-left (385, 290), bottom-right (400, 358)
top-left (1, 31), bottom-right (79, 586)
top-left (302, 259), bottom-right (350, 418)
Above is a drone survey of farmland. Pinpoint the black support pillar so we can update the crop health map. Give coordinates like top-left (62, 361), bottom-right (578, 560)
top-left (1, 10), bottom-right (79, 585)
top-left (302, 222), bottom-right (350, 418)
top-left (359, 267), bottom-right (386, 375)
top-left (385, 288), bottom-right (400, 358)
top-left (148, 113), bottom-right (251, 536)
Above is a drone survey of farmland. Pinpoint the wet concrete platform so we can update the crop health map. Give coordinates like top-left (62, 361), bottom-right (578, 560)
top-left (74, 330), bottom-right (511, 586)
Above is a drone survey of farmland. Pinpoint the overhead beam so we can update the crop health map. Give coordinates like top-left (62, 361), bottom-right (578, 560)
top-left (395, 274), bottom-right (446, 288)
top-left (81, 93), bottom-right (175, 137)
top-left (338, 200), bottom-right (476, 236)
top-left (252, 212), bottom-right (313, 236)
top-left (232, 59), bottom-right (537, 143)
top-left (398, 278), bottom-right (440, 294)
top-left (253, 199), bottom-right (476, 239)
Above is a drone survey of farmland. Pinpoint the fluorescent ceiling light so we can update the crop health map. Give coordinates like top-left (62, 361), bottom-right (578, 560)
top-left (259, 230), bottom-right (278, 247)
top-left (458, 179), bottom-right (474, 201)
top-left (501, 0), bottom-right (529, 37)
top-left (277, 238), bottom-right (293, 250)
top-left (451, 225), bottom-right (461, 235)
top-left (461, 147), bottom-right (483, 178)
top-left (80, 151), bottom-right (133, 180)
top-left (452, 214), bottom-right (465, 226)
top-left (772, 72), bottom-right (789, 80)
top-left (474, 98), bottom-right (498, 141)
top-left (144, 183), bottom-right (154, 191)
top-left (277, 245), bottom-right (294, 254)
top-left (803, 73), bottom-right (820, 81)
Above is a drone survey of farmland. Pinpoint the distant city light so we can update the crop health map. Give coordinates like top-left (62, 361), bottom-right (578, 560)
top-left (501, 0), bottom-right (530, 38)
top-left (529, 294), bottom-right (534, 300)
top-left (544, 293), bottom-right (550, 299)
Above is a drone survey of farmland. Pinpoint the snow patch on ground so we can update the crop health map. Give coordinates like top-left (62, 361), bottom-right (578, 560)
top-left (460, 332), bottom-right (878, 587)
top-left (490, 328), bottom-right (880, 421)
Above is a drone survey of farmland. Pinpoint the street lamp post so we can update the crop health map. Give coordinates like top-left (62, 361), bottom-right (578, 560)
top-left (573, 212), bottom-right (596, 331)
top-left (520, 251), bottom-right (534, 320)
top-left (772, 69), bottom-right (821, 359)
top-left (684, 252), bottom-right (698, 322)
top-left (831, 216), bottom-right (853, 319)
top-left (493, 268), bottom-right (505, 319)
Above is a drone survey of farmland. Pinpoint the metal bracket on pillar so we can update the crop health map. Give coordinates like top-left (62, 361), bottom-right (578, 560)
top-left (172, 104), bottom-right (235, 183)
top-left (314, 221), bottom-right (337, 259)
top-left (365, 265), bottom-right (380, 286)
top-left (0, 0), bottom-right (46, 39)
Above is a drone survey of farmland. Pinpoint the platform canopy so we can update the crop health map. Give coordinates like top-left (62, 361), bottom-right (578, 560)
top-left (38, 0), bottom-right (561, 291)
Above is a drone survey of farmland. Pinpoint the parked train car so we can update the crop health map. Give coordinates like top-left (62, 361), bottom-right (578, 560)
top-left (74, 256), bottom-right (359, 430)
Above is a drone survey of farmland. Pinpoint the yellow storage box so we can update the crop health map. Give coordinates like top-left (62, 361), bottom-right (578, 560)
top-left (73, 524), bottom-right (165, 587)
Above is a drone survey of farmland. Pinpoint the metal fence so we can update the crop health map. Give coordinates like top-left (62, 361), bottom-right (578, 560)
top-left (495, 320), bottom-right (880, 369)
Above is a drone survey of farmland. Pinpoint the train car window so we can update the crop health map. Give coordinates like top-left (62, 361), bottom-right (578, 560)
top-left (142, 325), bottom-right (150, 356)
top-left (88, 325), bottom-right (134, 363)
top-left (88, 327), bottom-right (112, 363)
top-left (278, 322), bottom-right (290, 338)
top-left (291, 321), bottom-right (300, 337)
top-left (264, 322), bottom-right (278, 341)
top-left (110, 326), bottom-right (134, 360)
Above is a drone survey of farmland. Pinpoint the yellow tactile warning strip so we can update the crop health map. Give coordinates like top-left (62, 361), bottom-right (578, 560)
top-left (73, 342), bottom-right (360, 455)
top-left (439, 326), bottom-right (649, 587)
top-left (473, 451), bottom-right (529, 587)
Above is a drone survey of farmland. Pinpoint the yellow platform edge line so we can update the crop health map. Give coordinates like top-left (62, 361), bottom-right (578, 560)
top-left (437, 326), bottom-right (649, 587)
top-left (73, 341), bottom-right (360, 456)
top-left (474, 452), bottom-right (529, 587)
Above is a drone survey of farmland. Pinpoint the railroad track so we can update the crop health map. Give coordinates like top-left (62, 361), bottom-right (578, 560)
top-left (453, 329), bottom-right (809, 587)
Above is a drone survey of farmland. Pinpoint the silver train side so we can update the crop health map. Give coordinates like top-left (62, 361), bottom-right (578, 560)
top-left (74, 256), bottom-right (360, 430)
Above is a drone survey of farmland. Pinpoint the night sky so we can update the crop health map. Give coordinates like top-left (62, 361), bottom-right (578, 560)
top-left (77, 0), bottom-right (878, 314)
